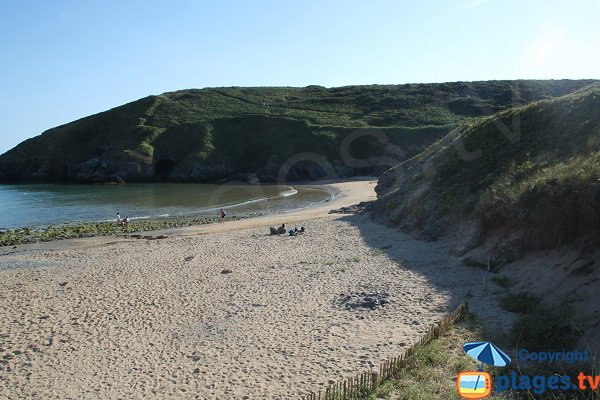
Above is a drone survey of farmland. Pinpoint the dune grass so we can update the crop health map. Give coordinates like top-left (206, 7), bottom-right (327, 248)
top-left (499, 292), bottom-right (540, 314)
top-left (376, 83), bottom-right (600, 251)
top-left (363, 312), bottom-right (595, 399)
top-left (366, 315), bottom-right (514, 400)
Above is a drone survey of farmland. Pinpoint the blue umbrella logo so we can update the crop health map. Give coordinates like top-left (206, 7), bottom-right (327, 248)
top-left (463, 341), bottom-right (511, 369)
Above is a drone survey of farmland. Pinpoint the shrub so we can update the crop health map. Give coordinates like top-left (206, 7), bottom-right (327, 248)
top-left (511, 305), bottom-right (578, 351)
top-left (491, 276), bottom-right (512, 289)
top-left (499, 292), bottom-right (539, 313)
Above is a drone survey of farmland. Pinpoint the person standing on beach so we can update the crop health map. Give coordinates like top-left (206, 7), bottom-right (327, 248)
top-left (116, 212), bottom-right (121, 224)
top-left (220, 208), bottom-right (226, 224)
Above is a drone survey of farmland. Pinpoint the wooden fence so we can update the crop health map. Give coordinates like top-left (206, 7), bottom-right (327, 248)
top-left (301, 302), bottom-right (469, 400)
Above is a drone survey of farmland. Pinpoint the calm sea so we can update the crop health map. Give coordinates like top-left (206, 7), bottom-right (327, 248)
top-left (0, 183), bottom-right (332, 229)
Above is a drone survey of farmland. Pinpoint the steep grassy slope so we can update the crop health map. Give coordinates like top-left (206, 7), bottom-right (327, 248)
top-left (375, 82), bottom-right (600, 253)
top-left (0, 80), bottom-right (595, 183)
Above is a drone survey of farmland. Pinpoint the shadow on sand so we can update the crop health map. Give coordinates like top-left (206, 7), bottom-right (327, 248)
top-left (338, 212), bottom-right (515, 340)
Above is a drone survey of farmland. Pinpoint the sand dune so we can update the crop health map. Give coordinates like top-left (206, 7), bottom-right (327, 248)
top-left (0, 180), bottom-right (503, 399)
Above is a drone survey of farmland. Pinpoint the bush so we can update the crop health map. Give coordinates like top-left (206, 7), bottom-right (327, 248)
top-left (491, 276), bottom-right (512, 289)
top-left (511, 305), bottom-right (578, 351)
top-left (462, 257), bottom-right (487, 268)
top-left (499, 292), bottom-right (539, 313)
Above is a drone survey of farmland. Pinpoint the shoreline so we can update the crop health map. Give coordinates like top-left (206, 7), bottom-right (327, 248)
top-left (0, 177), bottom-right (506, 398)
top-left (0, 178), bottom-right (368, 251)
top-left (0, 181), bottom-right (330, 232)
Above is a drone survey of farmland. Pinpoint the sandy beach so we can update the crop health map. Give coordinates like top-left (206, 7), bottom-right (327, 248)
top-left (0, 179), bottom-right (505, 399)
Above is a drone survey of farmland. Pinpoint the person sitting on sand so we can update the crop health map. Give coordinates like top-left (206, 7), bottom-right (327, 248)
top-left (275, 223), bottom-right (286, 234)
top-left (121, 216), bottom-right (130, 227)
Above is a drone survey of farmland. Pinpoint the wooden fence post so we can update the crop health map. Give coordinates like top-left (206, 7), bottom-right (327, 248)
top-left (302, 302), bottom-right (468, 400)
top-left (371, 371), bottom-right (379, 391)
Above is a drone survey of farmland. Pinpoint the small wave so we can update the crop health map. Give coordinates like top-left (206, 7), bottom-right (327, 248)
top-left (200, 197), bottom-right (267, 213)
top-left (200, 187), bottom-right (299, 213)
top-left (96, 213), bottom-right (168, 223)
top-left (131, 215), bottom-right (151, 220)
top-left (280, 187), bottom-right (298, 197)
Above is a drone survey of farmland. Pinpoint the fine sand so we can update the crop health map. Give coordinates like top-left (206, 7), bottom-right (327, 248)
top-left (0, 179), bottom-right (506, 399)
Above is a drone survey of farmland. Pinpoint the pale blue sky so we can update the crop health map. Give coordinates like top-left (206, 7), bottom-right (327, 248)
top-left (1, 0), bottom-right (599, 154)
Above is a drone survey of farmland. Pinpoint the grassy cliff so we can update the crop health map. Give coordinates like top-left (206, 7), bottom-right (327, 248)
top-left (1, 80), bottom-right (595, 183)
top-left (374, 82), bottom-right (600, 253)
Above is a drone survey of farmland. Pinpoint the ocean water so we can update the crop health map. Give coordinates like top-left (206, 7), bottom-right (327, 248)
top-left (0, 183), bottom-right (332, 229)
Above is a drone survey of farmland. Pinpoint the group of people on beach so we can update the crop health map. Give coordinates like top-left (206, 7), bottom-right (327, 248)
top-left (269, 223), bottom-right (305, 236)
top-left (114, 207), bottom-right (308, 238)
top-left (116, 213), bottom-right (130, 227)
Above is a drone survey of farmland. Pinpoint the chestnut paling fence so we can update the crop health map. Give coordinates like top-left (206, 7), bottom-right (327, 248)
top-left (301, 302), bottom-right (469, 400)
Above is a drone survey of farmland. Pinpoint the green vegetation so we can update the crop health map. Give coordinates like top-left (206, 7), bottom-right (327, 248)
top-left (499, 292), bottom-right (540, 313)
top-left (366, 316), bottom-right (512, 400)
top-left (511, 305), bottom-right (579, 352)
top-left (1, 80), bottom-right (595, 183)
top-left (461, 256), bottom-right (500, 272)
top-left (462, 257), bottom-right (488, 268)
top-left (0, 216), bottom-right (236, 247)
top-left (491, 275), bottom-right (512, 289)
top-left (375, 82), bottom-right (600, 251)
top-left (371, 244), bottom-right (393, 256)
top-left (497, 290), bottom-right (580, 352)
top-left (366, 315), bottom-right (595, 399)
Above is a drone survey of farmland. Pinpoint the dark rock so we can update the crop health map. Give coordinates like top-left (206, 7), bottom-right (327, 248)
top-left (113, 162), bottom-right (153, 181)
top-left (107, 174), bottom-right (126, 184)
top-left (70, 158), bottom-right (110, 182)
top-left (332, 160), bottom-right (355, 178)
top-left (329, 201), bottom-right (374, 215)
top-left (173, 163), bottom-right (239, 182)
top-left (220, 269), bottom-right (232, 275)
top-left (256, 156), bottom-right (280, 183)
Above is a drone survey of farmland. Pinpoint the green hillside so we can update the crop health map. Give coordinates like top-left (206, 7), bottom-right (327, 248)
top-left (0, 80), bottom-right (595, 183)
top-left (374, 82), bottom-right (600, 252)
